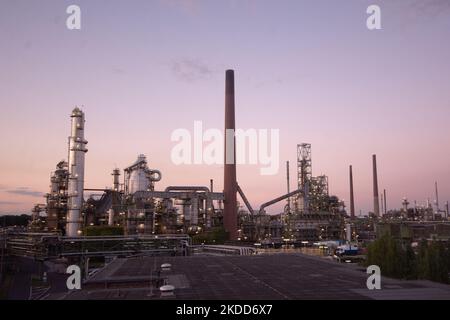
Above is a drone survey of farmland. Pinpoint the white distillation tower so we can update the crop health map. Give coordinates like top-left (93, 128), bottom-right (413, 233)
top-left (66, 107), bottom-right (88, 237)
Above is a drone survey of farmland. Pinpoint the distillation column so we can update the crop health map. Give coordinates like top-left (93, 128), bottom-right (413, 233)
top-left (66, 107), bottom-right (88, 237)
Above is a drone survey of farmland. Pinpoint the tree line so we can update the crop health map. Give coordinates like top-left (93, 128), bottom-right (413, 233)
top-left (0, 214), bottom-right (31, 227)
top-left (366, 234), bottom-right (450, 284)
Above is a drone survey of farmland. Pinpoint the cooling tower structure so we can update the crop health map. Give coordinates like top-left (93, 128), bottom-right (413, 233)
top-left (66, 107), bottom-right (88, 237)
top-left (223, 69), bottom-right (238, 240)
top-left (372, 154), bottom-right (380, 217)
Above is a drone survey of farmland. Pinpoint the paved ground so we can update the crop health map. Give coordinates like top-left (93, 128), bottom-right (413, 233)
top-left (6, 257), bottom-right (69, 300)
top-left (63, 253), bottom-right (450, 300)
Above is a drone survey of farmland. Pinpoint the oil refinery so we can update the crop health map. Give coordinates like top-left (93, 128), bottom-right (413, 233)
top-left (25, 70), bottom-right (351, 244)
top-left (1, 70), bottom-right (450, 300)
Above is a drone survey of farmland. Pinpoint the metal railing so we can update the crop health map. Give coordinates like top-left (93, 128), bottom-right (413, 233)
top-left (5, 232), bottom-right (191, 259)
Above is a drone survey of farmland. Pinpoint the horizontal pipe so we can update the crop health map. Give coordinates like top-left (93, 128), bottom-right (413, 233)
top-left (259, 189), bottom-right (303, 215)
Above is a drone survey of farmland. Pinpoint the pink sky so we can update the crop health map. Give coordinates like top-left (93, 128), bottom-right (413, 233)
top-left (1, 0), bottom-right (450, 215)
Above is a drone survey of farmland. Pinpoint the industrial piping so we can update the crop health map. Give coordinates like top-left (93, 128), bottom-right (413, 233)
top-left (259, 189), bottom-right (303, 215)
top-left (237, 184), bottom-right (254, 215)
top-left (223, 70), bottom-right (238, 240)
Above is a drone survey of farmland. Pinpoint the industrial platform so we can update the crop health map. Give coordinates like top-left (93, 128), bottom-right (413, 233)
top-left (61, 253), bottom-right (450, 300)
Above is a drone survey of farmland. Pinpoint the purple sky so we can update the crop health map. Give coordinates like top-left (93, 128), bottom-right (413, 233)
top-left (1, 0), bottom-right (450, 215)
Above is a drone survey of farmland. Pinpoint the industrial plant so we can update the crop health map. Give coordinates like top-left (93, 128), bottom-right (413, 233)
top-left (1, 70), bottom-right (450, 300)
top-left (24, 70), bottom-right (351, 244)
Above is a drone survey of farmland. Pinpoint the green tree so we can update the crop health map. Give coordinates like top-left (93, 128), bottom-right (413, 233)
top-left (417, 239), bottom-right (430, 279)
top-left (403, 243), bottom-right (417, 280)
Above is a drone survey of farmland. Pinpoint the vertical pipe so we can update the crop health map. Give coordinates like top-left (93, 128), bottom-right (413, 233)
top-left (372, 154), bottom-right (380, 217)
top-left (383, 189), bottom-right (387, 215)
top-left (303, 183), bottom-right (310, 214)
top-left (345, 223), bottom-right (352, 243)
top-left (224, 69), bottom-right (238, 240)
top-left (286, 161), bottom-right (290, 212)
top-left (66, 107), bottom-right (88, 237)
top-left (112, 168), bottom-right (120, 192)
top-left (108, 209), bottom-right (114, 226)
top-left (192, 197), bottom-right (198, 226)
top-left (435, 181), bottom-right (439, 212)
top-left (380, 193), bottom-right (384, 216)
top-left (349, 165), bottom-right (355, 219)
top-left (445, 201), bottom-right (449, 220)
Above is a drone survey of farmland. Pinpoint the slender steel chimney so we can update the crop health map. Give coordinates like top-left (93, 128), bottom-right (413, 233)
top-left (224, 69), bottom-right (238, 240)
top-left (435, 181), bottom-right (439, 211)
top-left (372, 154), bottom-right (380, 217)
top-left (286, 161), bottom-right (291, 212)
top-left (383, 189), bottom-right (387, 214)
top-left (349, 165), bottom-right (355, 219)
top-left (445, 201), bottom-right (449, 220)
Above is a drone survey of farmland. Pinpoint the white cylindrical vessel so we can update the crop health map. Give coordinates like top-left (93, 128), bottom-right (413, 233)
top-left (108, 209), bottom-right (114, 226)
top-left (345, 223), bottom-right (351, 243)
top-left (66, 107), bottom-right (88, 237)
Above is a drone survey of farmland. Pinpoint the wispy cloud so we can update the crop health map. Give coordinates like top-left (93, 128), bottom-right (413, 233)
top-left (112, 67), bottom-right (126, 75)
top-left (171, 59), bottom-right (214, 82)
top-left (6, 187), bottom-right (43, 197)
top-left (0, 201), bottom-right (18, 205)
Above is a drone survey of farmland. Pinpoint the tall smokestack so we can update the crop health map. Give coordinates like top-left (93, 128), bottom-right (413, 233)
top-left (435, 181), bottom-right (439, 211)
top-left (66, 107), bottom-right (88, 237)
top-left (372, 154), bottom-right (380, 217)
top-left (224, 70), bottom-right (238, 240)
top-left (383, 189), bottom-right (387, 214)
top-left (349, 165), bottom-right (355, 219)
top-left (286, 161), bottom-right (291, 212)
